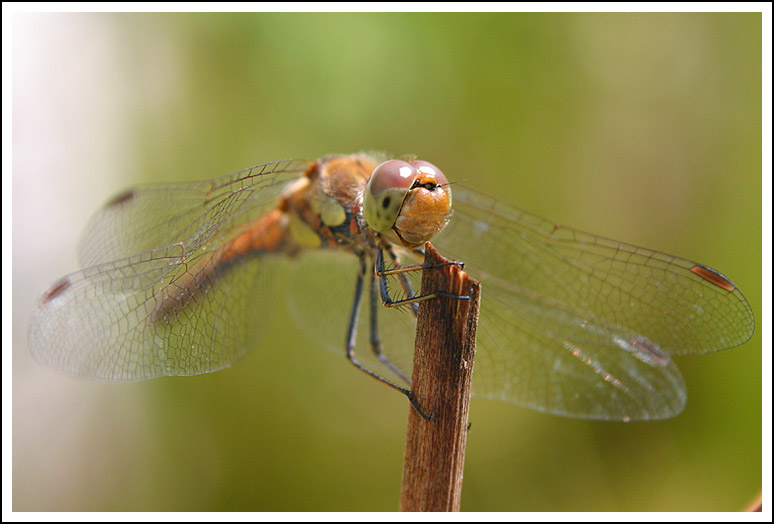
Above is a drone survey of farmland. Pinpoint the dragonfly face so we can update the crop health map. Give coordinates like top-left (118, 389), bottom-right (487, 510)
top-left (28, 153), bottom-right (755, 421)
top-left (363, 158), bottom-right (452, 247)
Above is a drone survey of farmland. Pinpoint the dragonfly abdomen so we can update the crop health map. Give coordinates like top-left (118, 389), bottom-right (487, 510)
top-left (154, 208), bottom-right (295, 322)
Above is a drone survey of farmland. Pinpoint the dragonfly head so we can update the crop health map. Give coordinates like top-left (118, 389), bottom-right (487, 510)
top-left (364, 159), bottom-right (452, 248)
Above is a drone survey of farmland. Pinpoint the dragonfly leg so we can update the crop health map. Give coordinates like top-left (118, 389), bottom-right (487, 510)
top-left (385, 244), bottom-right (419, 316)
top-left (346, 253), bottom-right (435, 420)
top-left (375, 248), bottom-right (470, 309)
top-left (368, 270), bottom-right (411, 385)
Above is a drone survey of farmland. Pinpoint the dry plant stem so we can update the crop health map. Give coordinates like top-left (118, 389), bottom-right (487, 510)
top-left (399, 242), bottom-right (481, 512)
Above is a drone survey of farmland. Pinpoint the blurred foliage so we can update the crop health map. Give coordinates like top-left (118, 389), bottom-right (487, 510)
top-left (14, 12), bottom-right (761, 512)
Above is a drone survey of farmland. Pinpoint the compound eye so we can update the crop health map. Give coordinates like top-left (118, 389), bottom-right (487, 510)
top-left (368, 160), bottom-right (418, 194)
top-left (364, 160), bottom-right (418, 232)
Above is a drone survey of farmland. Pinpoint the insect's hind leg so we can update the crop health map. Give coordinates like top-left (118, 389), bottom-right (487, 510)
top-left (368, 269), bottom-right (411, 385)
top-left (345, 253), bottom-right (434, 420)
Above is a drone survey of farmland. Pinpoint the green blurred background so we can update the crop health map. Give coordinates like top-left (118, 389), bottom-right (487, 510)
top-left (13, 12), bottom-right (762, 512)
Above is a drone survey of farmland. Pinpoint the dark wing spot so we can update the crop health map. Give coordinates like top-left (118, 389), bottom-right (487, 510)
top-left (690, 264), bottom-right (735, 292)
top-left (106, 189), bottom-right (135, 208)
top-left (629, 335), bottom-right (670, 367)
top-left (43, 278), bottom-right (70, 302)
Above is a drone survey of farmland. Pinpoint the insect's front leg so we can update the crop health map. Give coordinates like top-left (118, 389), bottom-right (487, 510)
top-left (375, 247), bottom-right (469, 309)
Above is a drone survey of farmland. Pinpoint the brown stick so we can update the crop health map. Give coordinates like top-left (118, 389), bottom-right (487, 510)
top-left (399, 242), bottom-right (481, 512)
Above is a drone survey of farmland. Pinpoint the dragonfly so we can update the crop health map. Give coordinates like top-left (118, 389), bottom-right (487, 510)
top-left (28, 153), bottom-right (755, 421)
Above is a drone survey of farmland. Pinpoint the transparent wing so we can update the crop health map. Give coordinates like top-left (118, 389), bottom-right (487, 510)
top-left (28, 160), bottom-right (312, 379)
top-left (28, 249), bottom-right (287, 379)
top-left (433, 187), bottom-right (755, 420)
top-left (77, 159), bottom-right (312, 266)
